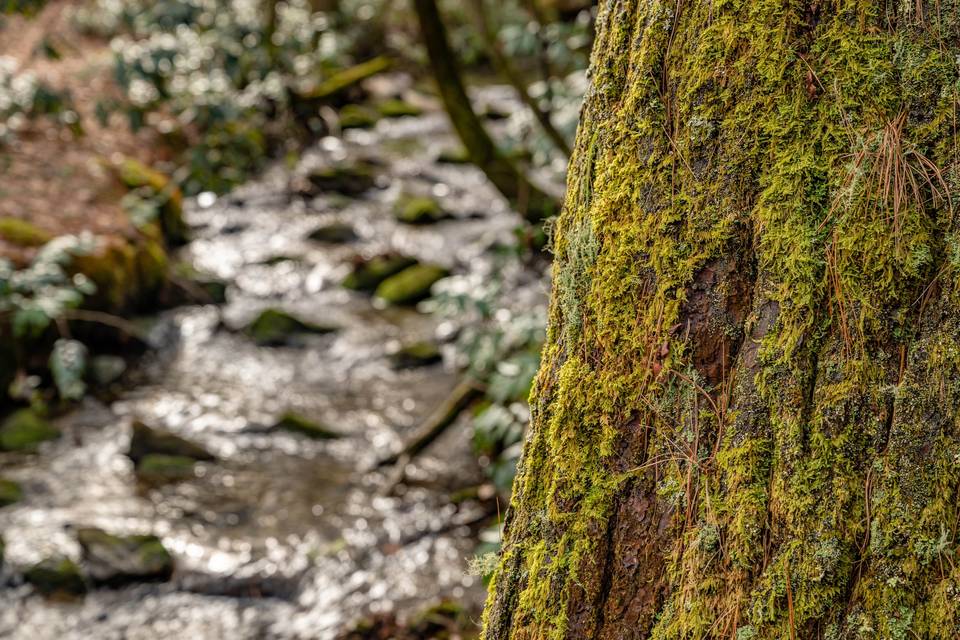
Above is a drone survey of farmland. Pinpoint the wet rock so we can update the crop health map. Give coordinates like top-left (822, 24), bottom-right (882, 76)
top-left (88, 355), bottom-right (127, 387)
top-left (127, 420), bottom-right (214, 467)
top-left (257, 254), bottom-right (303, 266)
top-left (297, 56), bottom-right (392, 102)
top-left (389, 341), bottom-right (442, 369)
top-left (114, 157), bottom-right (189, 245)
top-left (0, 217), bottom-right (53, 247)
top-left (0, 408), bottom-right (60, 452)
top-left (376, 98), bottom-right (423, 118)
top-left (271, 412), bottom-right (341, 440)
top-left (308, 222), bottom-right (358, 244)
top-left (296, 161), bottom-right (378, 197)
top-left (374, 264), bottom-right (449, 306)
top-left (437, 146), bottom-right (471, 164)
top-left (244, 309), bottom-right (337, 346)
top-left (25, 557), bottom-right (87, 598)
top-left (337, 601), bottom-right (475, 640)
top-left (339, 104), bottom-right (380, 130)
top-left (342, 255), bottom-right (418, 292)
top-left (135, 454), bottom-right (200, 483)
top-left (0, 477), bottom-right (23, 507)
top-left (394, 195), bottom-right (449, 225)
top-left (76, 527), bottom-right (173, 586)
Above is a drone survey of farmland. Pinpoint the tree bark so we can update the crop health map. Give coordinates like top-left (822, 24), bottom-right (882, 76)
top-left (411, 0), bottom-right (560, 223)
top-left (483, 1), bottom-right (960, 638)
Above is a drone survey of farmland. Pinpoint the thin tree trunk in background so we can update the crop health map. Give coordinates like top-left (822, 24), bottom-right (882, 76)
top-left (483, 1), bottom-right (960, 638)
top-left (411, 0), bottom-right (560, 223)
top-left (469, 0), bottom-right (572, 158)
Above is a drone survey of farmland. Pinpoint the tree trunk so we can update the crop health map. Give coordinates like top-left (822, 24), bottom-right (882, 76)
top-left (483, 1), bottom-right (960, 638)
top-left (411, 0), bottom-right (560, 223)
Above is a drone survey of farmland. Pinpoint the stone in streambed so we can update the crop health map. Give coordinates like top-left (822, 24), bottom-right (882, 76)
top-left (389, 341), bottom-right (441, 369)
top-left (244, 309), bottom-right (337, 346)
top-left (436, 146), bottom-right (471, 165)
top-left (308, 223), bottom-right (357, 244)
top-left (374, 264), bottom-right (449, 306)
top-left (127, 420), bottom-right (214, 476)
top-left (297, 161), bottom-right (378, 197)
top-left (89, 355), bottom-right (127, 387)
top-left (271, 412), bottom-right (341, 440)
top-left (341, 255), bottom-right (417, 292)
top-left (136, 454), bottom-right (200, 483)
top-left (0, 478), bottom-right (23, 507)
top-left (394, 195), bottom-right (449, 225)
top-left (25, 557), bottom-right (86, 598)
top-left (376, 99), bottom-right (423, 118)
top-left (339, 104), bottom-right (380, 129)
top-left (0, 408), bottom-right (60, 452)
top-left (76, 527), bottom-right (173, 586)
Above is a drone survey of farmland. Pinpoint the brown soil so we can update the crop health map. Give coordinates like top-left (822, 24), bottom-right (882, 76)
top-left (0, 0), bottom-right (165, 262)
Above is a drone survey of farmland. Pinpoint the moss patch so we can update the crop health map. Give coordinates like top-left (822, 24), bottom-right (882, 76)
top-left (376, 98), bottom-right (423, 118)
top-left (244, 308), bottom-right (337, 346)
top-left (271, 412), bottom-right (341, 440)
top-left (342, 255), bottom-right (418, 292)
top-left (0, 217), bottom-right (52, 247)
top-left (374, 264), bottom-right (449, 306)
top-left (389, 341), bottom-right (442, 369)
top-left (25, 557), bottom-right (86, 598)
top-left (308, 222), bottom-right (357, 244)
top-left (0, 478), bottom-right (23, 507)
top-left (394, 195), bottom-right (449, 225)
top-left (0, 409), bottom-right (60, 452)
top-left (339, 104), bottom-right (380, 129)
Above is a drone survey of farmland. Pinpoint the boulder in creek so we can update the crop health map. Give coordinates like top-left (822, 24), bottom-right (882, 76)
top-left (374, 264), bottom-right (449, 306)
top-left (127, 421), bottom-right (214, 483)
top-left (295, 160), bottom-right (379, 197)
top-left (244, 308), bottom-right (337, 346)
top-left (76, 527), bottom-right (173, 586)
top-left (376, 99), bottom-right (423, 118)
top-left (308, 222), bottom-right (358, 244)
top-left (0, 408), bottom-right (60, 452)
top-left (25, 557), bottom-right (87, 598)
top-left (339, 104), bottom-right (380, 130)
top-left (0, 477), bottom-right (23, 507)
top-left (341, 254), bottom-right (417, 293)
top-left (394, 195), bottom-right (449, 225)
top-left (388, 341), bottom-right (442, 369)
top-left (271, 412), bottom-right (341, 440)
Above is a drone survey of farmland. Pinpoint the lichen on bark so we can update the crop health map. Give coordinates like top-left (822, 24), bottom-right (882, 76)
top-left (483, 1), bottom-right (960, 638)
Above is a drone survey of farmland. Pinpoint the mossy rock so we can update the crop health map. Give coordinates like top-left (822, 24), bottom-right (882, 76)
top-left (69, 236), bottom-right (169, 313)
top-left (0, 409), bottom-right (60, 452)
top-left (25, 557), bottom-right (87, 598)
top-left (0, 217), bottom-right (52, 247)
top-left (341, 255), bottom-right (418, 292)
top-left (171, 263), bottom-right (228, 304)
top-left (389, 341), bottom-right (442, 369)
top-left (0, 478), bottom-right (23, 507)
top-left (76, 527), bottom-right (173, 586)
top-left (135, 454), bottom-right (199, 483)
top-left (127, 420), bottom-right (213, 466)
top-left (88, 355), bottom-right (127, 387)
top-left (374, 264), bottom-right (449, 306)
top-left (437, 146), bottom-right (471, 164)
top-left (303, 161), bottom-right (377, 196)
top-left (339, 104), bottom-right (380, 129)
top-left (308, 223), bottom-right (358, 244)
top-left (376, 99), bottom-right (423, 118)
top-left (271, 412), bottom-right (341, 440)
top-left (300, 56), bottom-right (392, 101)
top-left (394, 196), bottom-right (449, 225)
top-left (115, 158), bottom-right (188, 245)
top-left (244, 309), bottom-right (337, 346)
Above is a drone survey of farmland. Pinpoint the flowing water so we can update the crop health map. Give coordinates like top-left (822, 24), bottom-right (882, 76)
top-left (0, 81), bottom-right (556, 639)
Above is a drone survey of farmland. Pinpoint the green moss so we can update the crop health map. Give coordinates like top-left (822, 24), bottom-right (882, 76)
top-left (304, 161), bottom-right (377, 196)
top-left (339, 104), bottom-right (380, 129)
top-left (376, 98), bottom-right (423, 118)
top-left (374, 264), bottom-right (449, 306)
top-left (437, 146), bottom-right (471, 164)
top-left (271, 412), bottom-right (341, 440)
top-left (25, 557), bottom-right (86, 598)
top-left (115, 157), bottom-right (188, 244)
top-left (342, 255), bottom-right (418, 292)
top-left (394, 195), bottom-right (449, 225)
top-left (483, 1), bottom-right (960, 638)
top-left (0, 409), bottom-right (60, 452)
top-left (0, 217), bottom-right (52, 247)
top-left (389, 341), bottom-right (442, 369)
top-left (135, 454), bottom-right (198, 482)
top-left (308, 222), bottom-right (357, 243)
top-left (0, 478), bottom-right (23, 506)
top-left (76, 527), bottom-right (173, 584)
top-left (301, 56), bottom-right (392, 100)
top-left (244, 308), bottom-right (336, 346)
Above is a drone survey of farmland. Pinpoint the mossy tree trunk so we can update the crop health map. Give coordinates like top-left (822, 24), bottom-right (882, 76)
top-left (484, 1), bottom-right (960, 638)
top-left (411, 0), bottom-right (560, 223)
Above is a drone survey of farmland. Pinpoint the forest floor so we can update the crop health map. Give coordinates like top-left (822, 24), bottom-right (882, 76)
top-left (0, 0), bottom-right (161, 263)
